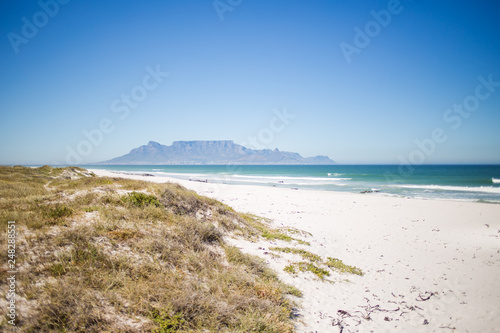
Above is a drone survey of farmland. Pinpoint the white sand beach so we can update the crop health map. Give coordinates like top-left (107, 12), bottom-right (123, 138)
top-left (91, 169), bottom-right (500, 333)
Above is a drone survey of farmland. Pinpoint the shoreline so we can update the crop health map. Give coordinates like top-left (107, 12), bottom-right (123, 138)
top-left (91, 168), bottom-right (500, 205)
top-left (90, 169), bottom-right (500, 332)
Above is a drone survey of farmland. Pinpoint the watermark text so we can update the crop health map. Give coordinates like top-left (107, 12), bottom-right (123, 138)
top-left (8, 0), bottom-right (71, 54)
top-left (6, 221), bottom-right (17, 325)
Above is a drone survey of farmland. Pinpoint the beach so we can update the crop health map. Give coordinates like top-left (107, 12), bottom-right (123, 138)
top-left (91, 169), bottom-right (500, 332)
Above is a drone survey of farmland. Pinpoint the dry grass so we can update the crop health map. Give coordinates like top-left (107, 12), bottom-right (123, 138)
top-left (0, 166), bottom-right (300, 332)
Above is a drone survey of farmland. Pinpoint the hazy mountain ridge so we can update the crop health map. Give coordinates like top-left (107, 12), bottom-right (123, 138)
top-left (99, 140), bottom-right (335, 165)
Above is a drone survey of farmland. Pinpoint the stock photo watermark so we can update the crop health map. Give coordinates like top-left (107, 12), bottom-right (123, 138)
top-left (387, 74), bottom-right (499, 181)
top-left (202, 107), bottom-right (297, 195)
top-left (7, 0), bottom-right (71, 54)
top-left (213, 0), bottom-right (243, 22)
top-left (244, 107), bottom-right (296, 150)
top-left (340, 0), bottom-right (411, 64)
top-left (65, 65), bottom-right (169, 165)
top-left (6, 221), bottom-right (17, 326)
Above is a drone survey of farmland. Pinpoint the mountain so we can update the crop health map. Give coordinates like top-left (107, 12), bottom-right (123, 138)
top-left (98, 140), bottom-right (335, 165)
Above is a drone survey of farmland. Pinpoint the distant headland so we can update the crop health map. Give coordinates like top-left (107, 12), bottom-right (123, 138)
top-left (98, 140), bottom-right (335, 165)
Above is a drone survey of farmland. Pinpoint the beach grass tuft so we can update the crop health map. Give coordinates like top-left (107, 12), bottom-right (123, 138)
top-left (283, 262), bottom-right (331, 280)
top-left (122, 191), bottom-right (162, 208)
top-left (239, 213), bottom-right (308, 244)
top-left (270, 247), bottom-right (322, 262)
top-left (271, 247), bottom-right (364, 280)
top-left (326, 257), bottom-right (364, 276)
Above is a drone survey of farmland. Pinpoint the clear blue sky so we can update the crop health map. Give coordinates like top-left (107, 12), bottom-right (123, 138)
top-left (1, 0), bottom-right (499, 165)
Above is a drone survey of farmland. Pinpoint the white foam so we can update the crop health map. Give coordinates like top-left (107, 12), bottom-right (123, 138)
top-left (492, 178), bottom-right (500, 184)
top-left (146, 171), bottom-right (354, 188)
top-left (231, 174), bottom-right (351, 182)
top-left (327, 172), bottom-right (344, 176)
top-left (396, 184), bottom-right (500, 194)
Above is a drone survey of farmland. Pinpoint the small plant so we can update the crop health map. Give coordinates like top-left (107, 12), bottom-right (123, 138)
top-left (280, 227), bottom-right (313, 237)
top-left (47, 205), bottom-right (73, 219)
top-left (262, 230), bottom-right (293, 242)
top-left (297, 262), bottom-right (330, 280)
top-left (300, 262), bottom-right (330, 279)
top-left (326, 257), bottom-right (364, 276)
top-left (42, 204), bottom-right (73, 225)
top-left (284, 264), bottom-right (297, 274)
top-left (198, 223), bottom-right (222, 243)
top-left (277, 248), bottom-right (364, 280)
top-left (284, 284), bottom-right (303, 297)
top-left (270, 247), bottom-right (322, 262)
top-left (150, 308), bottom-right (185, 333)
top-left (48, 263), bottom-right (67, 276)
top-left (122, 191), bottom-right (162, 207)
top-left (284, 262), bottom-right (331, 280)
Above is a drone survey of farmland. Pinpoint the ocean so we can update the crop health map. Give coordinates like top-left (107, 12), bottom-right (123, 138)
top-left (85, 165), bottom-right (500, 203)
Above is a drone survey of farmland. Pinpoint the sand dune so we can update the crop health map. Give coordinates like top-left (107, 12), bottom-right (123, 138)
top-left (91, 169), bottom-right (500, 332)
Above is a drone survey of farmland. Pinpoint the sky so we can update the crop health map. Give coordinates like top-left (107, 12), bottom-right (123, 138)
top-left (0, 0), bottom-right (499, 165)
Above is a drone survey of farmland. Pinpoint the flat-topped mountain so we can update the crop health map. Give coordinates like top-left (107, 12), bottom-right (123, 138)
top-left (99, 140), bottom-right (335, 165)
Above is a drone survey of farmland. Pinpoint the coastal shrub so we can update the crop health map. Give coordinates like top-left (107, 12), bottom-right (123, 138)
top-left (150, 307), bottom-right (185, 333)
top-left (122, 191), bottom-right (161, 207)
top-left (46, 205), bottom-right (73, 220)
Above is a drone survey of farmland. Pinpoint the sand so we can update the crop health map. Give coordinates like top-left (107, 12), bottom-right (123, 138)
top-left (90, 169), bottom-right (500, 333)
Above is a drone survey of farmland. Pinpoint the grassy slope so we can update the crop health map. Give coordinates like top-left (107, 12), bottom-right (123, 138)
top-left (0, 166), bottom-right (301, 332)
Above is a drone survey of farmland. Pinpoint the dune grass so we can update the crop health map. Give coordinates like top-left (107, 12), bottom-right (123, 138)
top-left (270, 247), bottom-right (364, 280)
top-left (325, 257), bottom-right (364, 276)
top-left (269, 247), bottom-right (322, 262)
top-left (0, 166), bottom-right (300, 332)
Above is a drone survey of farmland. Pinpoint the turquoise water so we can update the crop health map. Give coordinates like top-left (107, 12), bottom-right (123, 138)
top-left (85, 165), bottom-right (500, 203)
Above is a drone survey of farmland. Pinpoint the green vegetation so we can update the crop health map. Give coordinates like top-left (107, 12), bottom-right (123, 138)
top-left (240, 214), bottom-right (308, 244)
top-left (262, 229), bottom-right (294, 242)
top-left (45, 204), bottom-right (73, 220)
top-left (269, 247), bottom-right (322, 262)
top-left (283, 262), bottom-right (330, 280)
top-left (270, 247), bottom-right (364, 281)
top-left (150, 308), bottom-right (185, 333)
top-left (326, 257), bottom-right (364, 276)
top-left (122, 191), bottom-right (162, 208)
top-left (0, 165), bottom-right (300, 332)
top-left (283, 264), bottom-right (297, 274)
top-left (297, 262), bottom-right (331, 280)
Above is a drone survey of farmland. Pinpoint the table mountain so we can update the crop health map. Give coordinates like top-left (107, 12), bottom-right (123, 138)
top-left (99, 141), bottom-right (335, 165)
